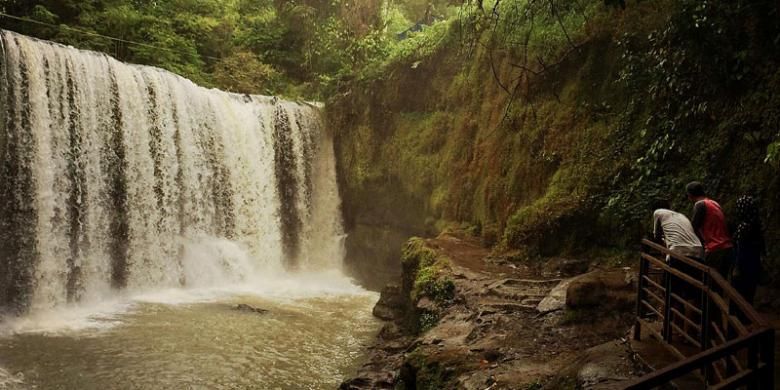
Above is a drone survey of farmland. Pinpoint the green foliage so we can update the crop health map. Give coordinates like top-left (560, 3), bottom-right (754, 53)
top-left (768, 141), bottom-right (780, 167)
top-left (601, 0), bottom-right (780, 241)
top-left (3, 0), bottom-right (458, 98)
top-left (212, 51), bottom-right (282, 94)
top-left (414, 267), bottom-right (455, 302)
top-left (356, 18), bottom-right (453, 81)
top-left (30, 5), bottom-right (57, 24)
top-left (502, 167), bottom-right (586, 253)
top-left (493, 0), bottom-right (597, 59)
top-left (418, 312), bottom-right (439, 332)
top-left (393, 0), bottom-right (446, 22)
top-left (401, 238), bottom-right (454, 303)
top-left (383, 5), bottom-right (412, 36)
top-left (402, 237), bottom-right (438, 268)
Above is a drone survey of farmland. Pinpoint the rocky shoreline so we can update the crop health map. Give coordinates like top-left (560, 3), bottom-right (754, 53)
top-left (342, 233), bottom-right (652, 389)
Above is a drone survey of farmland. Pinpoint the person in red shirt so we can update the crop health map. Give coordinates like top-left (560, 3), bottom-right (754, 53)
top-left (686, 182), bottom-right (735, 279)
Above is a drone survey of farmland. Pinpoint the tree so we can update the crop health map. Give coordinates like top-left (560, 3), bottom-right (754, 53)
top-left (212, 51), bottom-right (282, 94)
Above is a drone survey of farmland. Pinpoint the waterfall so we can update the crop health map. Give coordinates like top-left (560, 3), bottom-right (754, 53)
top-left (0, 30), bottom-right (345, 314)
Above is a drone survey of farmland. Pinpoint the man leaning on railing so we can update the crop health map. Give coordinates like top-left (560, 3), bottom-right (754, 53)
top-left (652, 199), bottom-right (705, 263)
top-left (651, 198), bottom-right (705, 338)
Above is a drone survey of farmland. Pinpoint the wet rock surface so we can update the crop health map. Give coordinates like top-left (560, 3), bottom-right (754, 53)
top-left (343, 233), bottom-right (640, 389)
top-left (536, 278), bottom-right (572, 313)
top-left (372, 284), bottom-right (405, 321)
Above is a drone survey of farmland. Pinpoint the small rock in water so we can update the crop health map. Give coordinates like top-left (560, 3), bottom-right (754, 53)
top-left (234, 304), bottom-right (269, 314)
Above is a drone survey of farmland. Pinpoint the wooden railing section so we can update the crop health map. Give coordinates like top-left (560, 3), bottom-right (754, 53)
top-left (622, 239), bottom-right (775, 389)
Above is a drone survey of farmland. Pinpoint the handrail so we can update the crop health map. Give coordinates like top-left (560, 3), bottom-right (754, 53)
top-left (639, 239), bottom-right (768, 329)
top-left (708, 270), bottom-right (766, 328)
top-left (622, 328), bottom-right (774, 389)
top-left (625, 239), bottom-right (775, 389)
top-left (641, 239), bottom-right (710, 271)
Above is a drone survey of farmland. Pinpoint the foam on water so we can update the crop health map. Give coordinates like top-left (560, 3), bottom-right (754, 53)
top-left (0, 237), bottom-right (372, 336)
top-left (0, 273), bottom-right (373, 337)
top-left (0, 367), bottom-right (25, 389)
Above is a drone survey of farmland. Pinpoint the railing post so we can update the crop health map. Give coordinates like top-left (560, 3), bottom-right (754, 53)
top-left (663, 261), bottom-right (673, 342)
top-left (634, 254), bottom-right (647, 341)
top-left (701, 270), bottom-right (712, 383)
top-left (760, 329), bottom-right (775, 389)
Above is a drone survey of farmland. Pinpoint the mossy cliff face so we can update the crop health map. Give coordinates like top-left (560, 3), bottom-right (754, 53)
top-left (400, 238), bottom-right (454, 333)
top-left (373, 237), bottom-right (455, 332)
top-left (328, 1), bottom-right (780, 288)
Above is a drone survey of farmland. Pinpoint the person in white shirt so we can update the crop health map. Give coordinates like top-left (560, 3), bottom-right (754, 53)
top-left (653, 201), bottom-right (704, 261)
top-left (651, 199), bottom-right (704, 341)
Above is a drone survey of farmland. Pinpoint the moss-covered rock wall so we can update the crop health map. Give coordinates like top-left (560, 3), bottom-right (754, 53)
top-left (328, 1), bottom-right (780, 288)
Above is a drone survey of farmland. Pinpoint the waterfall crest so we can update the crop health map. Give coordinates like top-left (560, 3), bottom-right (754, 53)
top-left (0, 30), bottom-right (345, 313)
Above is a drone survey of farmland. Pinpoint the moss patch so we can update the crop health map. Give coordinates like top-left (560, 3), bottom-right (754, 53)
top-left (402, 238), bottom-right (454, 302)
top-left (398, 238), bottom-right (456, 332)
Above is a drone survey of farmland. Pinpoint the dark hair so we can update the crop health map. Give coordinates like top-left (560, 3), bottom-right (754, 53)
top-left (686, 181), bottom-right (706, 197)
top-left (651, 198), bottom-right (671, 211)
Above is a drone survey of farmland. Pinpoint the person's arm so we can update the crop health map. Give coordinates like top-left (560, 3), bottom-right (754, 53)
top-left (691, 201), bottom-right (706, 242)
top-left (653, 213), bottom-right (663, 243)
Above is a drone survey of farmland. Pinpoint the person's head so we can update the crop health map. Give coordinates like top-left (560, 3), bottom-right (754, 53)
top-left (686, 181), bottom-right (706, 201)
top-left (651, 198), bottom-right (671, 212)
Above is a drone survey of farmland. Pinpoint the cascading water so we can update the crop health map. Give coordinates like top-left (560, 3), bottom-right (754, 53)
top-left (0, 29), bottom-right (346, 314)
top-left (0, 30), bottom-right (378, 390)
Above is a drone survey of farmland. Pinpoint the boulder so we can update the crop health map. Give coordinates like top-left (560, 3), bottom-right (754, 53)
top-left (565, 271), bottom-right (635, 310)
top-left (373, 284), bottom-right (405, 321)
top-left (536, 278), bottom-right (574, 313)
top-left (537, 270), bottom-right (636, 313)
top-left (566, 275), bottom-right (607, 308)
top-left (542, 258), bottom-right (590, 278)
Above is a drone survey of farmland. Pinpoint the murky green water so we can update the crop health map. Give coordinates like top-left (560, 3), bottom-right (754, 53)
top-left (0, 277), bottom-right (380, 390)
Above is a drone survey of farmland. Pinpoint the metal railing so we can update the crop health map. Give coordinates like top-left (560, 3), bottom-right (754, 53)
top-left (622, 239), bottom-right (775, 389)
